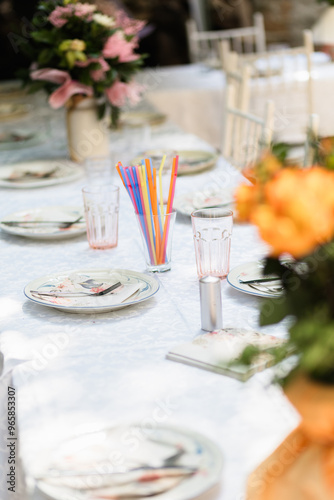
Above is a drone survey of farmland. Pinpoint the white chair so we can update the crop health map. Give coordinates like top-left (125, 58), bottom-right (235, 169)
top-left (186, 12), bottom-right (266, 66)
top-left (221, 30), bottom-right (314, 115)
top-left (222, 84), bottom-right (275, 170)
top-left (225, 55), bottom-right (252, 113)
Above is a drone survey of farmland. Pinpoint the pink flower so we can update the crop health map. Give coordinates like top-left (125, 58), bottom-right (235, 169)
top-left (48, 3), bottom-right (96, 27)
top-left (48, 6), bottom-right (72, 28)
top-left (105, 79), bottom-right (143, 107)
top-left (102, 31), bottom-right (140, 63)
top-left (115, 10), bottom-right (145, 36)
top-left (73, 3), bottom-right (96, 19)
top-left (76, 57), bottom-right (110, 82)
top-left (30, 68), bottom-right (93, 108)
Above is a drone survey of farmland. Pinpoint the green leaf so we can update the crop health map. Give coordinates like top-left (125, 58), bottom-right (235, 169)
top-left (38, 48), bottom-right (53, 65)
top-left (271, 142), bottom-right (290, 164)
top-left (31, 30), bottom-right (55, 44)
top-left (260, 296), bottom-right (289, 326)
top-left (97, 103), bottom-right (106, 120)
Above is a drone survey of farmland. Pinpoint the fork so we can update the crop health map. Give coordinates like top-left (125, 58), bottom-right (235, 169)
top-left (3, 215), bottom-right (84, 229)
top-left (248, 283), bottom-right (283, 294)
top-left (6, 167), bottom-right (59, 182)
top-left (31, 282), bottom-right (122, 298)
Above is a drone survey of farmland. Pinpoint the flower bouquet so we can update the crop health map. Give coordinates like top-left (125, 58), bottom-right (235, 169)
top-left (21, 0), bottom-right (145, 161)
top-left (235, 155), bottom-right (334, 500)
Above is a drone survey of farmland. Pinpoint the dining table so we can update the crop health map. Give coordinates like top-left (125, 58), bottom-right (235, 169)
top-left (141, 56), bottom-right (334, 149)
top-left (0, 96), bottom-right (299, 500)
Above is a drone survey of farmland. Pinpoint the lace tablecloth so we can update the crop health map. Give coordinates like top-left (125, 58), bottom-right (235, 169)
top-left (0, 113), bottom-right (299, 500)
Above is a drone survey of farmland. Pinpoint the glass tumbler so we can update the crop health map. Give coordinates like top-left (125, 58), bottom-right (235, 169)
top-left (191, 208), bottom-right (233, 278)
top-left (135, 210), bottom-right (176, 272)
top-left (82, 185), bottom-right (119, 249)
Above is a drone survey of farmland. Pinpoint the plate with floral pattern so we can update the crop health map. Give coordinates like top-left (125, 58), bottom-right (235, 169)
top-left (34, 423), bottom-right (223, 500)
top-left (174, 186), bottom-right (235, 217)
top-left (131, 150), bottom-right (218, 176)
top-left (0, 206), bottom-right (86, 240)
top-left (24, 269), bottom-right (160, 314)
top-left (0, 159), bottom-right (83, 188)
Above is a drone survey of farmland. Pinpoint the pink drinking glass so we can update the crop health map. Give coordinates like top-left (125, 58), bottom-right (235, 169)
top-left (82, 185), bottom-right (119, 249)
top-left (191, 208), bottom-right (233, 278)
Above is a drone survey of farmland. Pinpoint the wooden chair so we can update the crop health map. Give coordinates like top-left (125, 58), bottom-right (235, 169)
top-left (222, 84), bottom-right (275, 170)
top-left (186, 12), bottom-right (266, 66)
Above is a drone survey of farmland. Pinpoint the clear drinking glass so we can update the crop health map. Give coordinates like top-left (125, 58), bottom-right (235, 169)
top-left (135, 210), bottom-right (176, 272)
top-left (191, 208), bottom-right (233, 278)
top-left (82, 185), bottom-right (119, 249)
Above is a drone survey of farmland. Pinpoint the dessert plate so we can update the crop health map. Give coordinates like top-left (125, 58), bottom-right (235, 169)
top-left (131, 150), bottom-right (218, 176)
top-left (0, 206), bottom-right (86, 240)
top-left (24, 269), bottom-right (160, 314)
top-left (174, 186), bottom-right (235, 217)
top-left (227, 261), bottom-right (282, 298)
top-left (34, 423), bottom-right (223, 500)
top-left (0, 159), bottom-right (83, 188)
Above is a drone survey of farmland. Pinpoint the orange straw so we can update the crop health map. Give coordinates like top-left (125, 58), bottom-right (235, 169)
top-left (145, 159), bottom-right (160, 261)
top-left (159, 157), bottom-right (176, 263)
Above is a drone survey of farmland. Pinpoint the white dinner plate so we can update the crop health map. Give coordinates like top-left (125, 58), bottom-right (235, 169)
top-left (35, 423), bottom-right (223, 500)
top-left (120, 110), bottom-right (167, 127)
top-left (0, 80), bottom-right (27, 99)
top-left (131, 150), bottom-right (218, 176)
top-left (24, 269), bottom-right (160, 314)
top-left (0, 159), bottom-right (83, 188)
top-left (174, 186), bottom-right (235, 217)
top-left (0, 129), bottom-right (45, 150)
top-left (227, 262), bottom-right (282, 298)
top-left (0, 206), bottom-right (86, 240)
top-left (0, 102), bottom-right (32, 121)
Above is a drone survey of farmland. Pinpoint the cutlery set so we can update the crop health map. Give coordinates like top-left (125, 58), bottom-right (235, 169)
top-left (5, 166), bottom-right (59, 182)
top-left (36, 442), bottom-right (196, 494)
top-left (238, 275), bottom-right (283, 294)
top-left (2, 215), bottom-right (84, 228)
top-left (31, 281), bottom-right (122, 298)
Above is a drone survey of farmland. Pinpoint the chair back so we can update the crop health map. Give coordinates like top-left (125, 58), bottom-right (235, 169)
top-left (187, 12), bottom-right (266, 66)
top-left (222, 84), bottom-right (275, 170)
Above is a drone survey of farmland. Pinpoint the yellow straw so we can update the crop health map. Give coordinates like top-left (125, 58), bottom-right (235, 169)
top-left (158, 155), bottom-right (166, 218)
top-left (139, 165), bottom-right (157, 264)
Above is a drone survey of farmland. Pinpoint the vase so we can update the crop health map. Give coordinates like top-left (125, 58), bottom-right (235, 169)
top-left (312, 6), bottom-right (334, 61)
top-left (246, 375), bottom-right (334, 500)
top-left (66, 96), bottom-right (110, 163)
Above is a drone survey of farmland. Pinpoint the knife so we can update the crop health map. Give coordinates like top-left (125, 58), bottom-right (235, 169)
top-left (239, 276), bottom-right (281, 284)
top-left (35, 465), bottom-right (197, 480)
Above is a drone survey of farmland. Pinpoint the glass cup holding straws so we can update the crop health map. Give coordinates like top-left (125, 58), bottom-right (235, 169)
top-left (117, 155), bottom-right (178, 272)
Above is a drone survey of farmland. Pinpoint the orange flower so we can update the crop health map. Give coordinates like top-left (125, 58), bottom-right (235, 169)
top-left (242, 153), bottom-right (284, 185)
top-left (235, 167), bottom-right (334, 258)
top-left (319, 136), bottom-right (334, 156)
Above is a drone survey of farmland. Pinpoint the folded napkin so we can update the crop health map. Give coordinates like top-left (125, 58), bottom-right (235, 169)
top-left (167, 328), bottom-right (286, 381)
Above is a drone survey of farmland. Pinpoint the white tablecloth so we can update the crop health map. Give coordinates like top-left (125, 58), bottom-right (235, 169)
top-left (142, 60), bottom-right (334, 149)
top-left (0, 108), bottom-right (299, 500)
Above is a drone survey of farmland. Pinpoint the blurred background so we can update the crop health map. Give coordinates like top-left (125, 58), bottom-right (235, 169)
top-left (0, 0), bottom-right (328, 80)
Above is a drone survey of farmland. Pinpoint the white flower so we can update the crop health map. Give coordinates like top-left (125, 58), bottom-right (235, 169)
top-left (93, 13), bottom-right (115, 28)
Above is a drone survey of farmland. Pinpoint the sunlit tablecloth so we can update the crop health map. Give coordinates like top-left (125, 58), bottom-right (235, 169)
top-left (0, 109), bottom-right (299, 500)
top-left (141, 60), bottom-right (334, 149)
